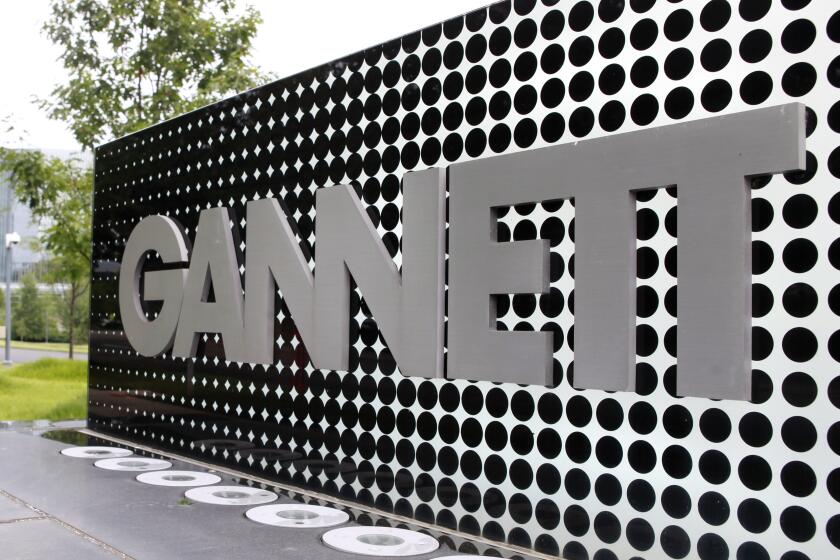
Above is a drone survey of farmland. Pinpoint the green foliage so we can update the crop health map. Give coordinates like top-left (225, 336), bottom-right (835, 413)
top-left (0, 358), bottom-right (87, 421)
top-left (41, 0), bottom-right (265, 149)
top-left (0, 150), bottom-right (91, 354)
top-left (12, 274), bottom-right (46, 341)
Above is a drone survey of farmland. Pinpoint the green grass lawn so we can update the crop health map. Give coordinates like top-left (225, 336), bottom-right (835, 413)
top-left (0, 359), bottom-right (87, 421)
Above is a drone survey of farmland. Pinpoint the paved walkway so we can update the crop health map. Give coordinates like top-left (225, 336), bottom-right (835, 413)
top-left (3, 347), bottom-right (87, 364)
top-left (0, 427), bottom-right (519, 560)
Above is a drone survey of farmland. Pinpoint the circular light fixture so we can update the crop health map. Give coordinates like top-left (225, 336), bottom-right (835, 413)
top-left (322, 526), bottom-right (439, 557)
top-left (245, 504), bottom-right (350, 528)
top-left (60, 446), bottom-right (133, 459)
top-left (136, 470), bottom-right (222, 487)
top-left (94, 457), bottom-right (172, 471)
top-left (184, 485), bottom-right (277, 505)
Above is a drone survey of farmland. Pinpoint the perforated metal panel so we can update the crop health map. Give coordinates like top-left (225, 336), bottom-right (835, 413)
top-left (90, 1), bottom-right (840, 558)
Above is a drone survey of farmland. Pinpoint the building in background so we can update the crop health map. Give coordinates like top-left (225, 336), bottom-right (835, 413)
top-left (0, 149), bottom-right (89, 286)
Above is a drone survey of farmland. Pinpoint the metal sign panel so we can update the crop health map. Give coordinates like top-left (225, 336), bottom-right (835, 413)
top-left (91, 2), bottom-right (840, 558)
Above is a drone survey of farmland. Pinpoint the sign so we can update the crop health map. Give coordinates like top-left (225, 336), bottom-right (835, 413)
top-left (119, 103), bottom-right (805, 401)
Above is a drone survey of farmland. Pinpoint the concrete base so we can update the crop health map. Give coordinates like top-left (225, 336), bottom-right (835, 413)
top-left (0, 428), bottom-right (531, 560)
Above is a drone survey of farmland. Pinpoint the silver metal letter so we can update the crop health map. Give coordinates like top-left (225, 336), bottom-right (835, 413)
top-left (448, 103), bottom-right (805, 398)
top-left (118, 215), bottom-right (189, 356)
top-left (313, 170), bottom-right (445, 377)
top-left (240, 197), bottom-right (317, 364)
top-left (173, 207), bottom-right (247, 360)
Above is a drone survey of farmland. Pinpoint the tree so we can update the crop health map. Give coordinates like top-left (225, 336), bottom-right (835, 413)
top-left (0, 0), bottom-right (266, 354)
top-left (40, 0), bottom-right (265, 149)
top-left (0, 150), bottom-right (91, 357)
top-left (12, 273), bottom-right (46, 342)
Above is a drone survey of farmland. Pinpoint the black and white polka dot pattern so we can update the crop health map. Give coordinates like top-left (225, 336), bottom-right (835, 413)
top-left (90, 1), bottom-right (840, 558)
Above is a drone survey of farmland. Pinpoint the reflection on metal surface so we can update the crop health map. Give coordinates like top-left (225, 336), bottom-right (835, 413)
top-left (192, 439), bottom-right (255, 452)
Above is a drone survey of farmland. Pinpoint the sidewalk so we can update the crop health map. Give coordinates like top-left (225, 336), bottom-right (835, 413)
top-left (4, 347), bottom-right (87, 363)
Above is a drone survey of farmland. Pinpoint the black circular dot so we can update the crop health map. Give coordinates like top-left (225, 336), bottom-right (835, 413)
top-left (665, 87), bottom-right (694, 119)
top-left (662, 485), bottom-right (691, 519)
top-left (782, 415), bottom-right (817, 451)
top-left (626, 518), bottom-right (655, 551)
top-left (541, 10), bottom-right (565, 40)
top-left (569, 107), bottom-right (595, 137)
top-left (740, 71), bottom-right (773, 105)
top-left (701, 39), bottom-right (732, 72)
top-left (630, 19), bottom-right (658, 51)
top-left (738, 498), bottom-right (771, 533)
top-left (632, 55), bottom-right (659, 87)
top-left (569, 71), bottom-right (595, 102)
top-left (829, 55), bottom-right (840, 88)
top-left (599, 27), bottom-right (625, 59)
top-left (752, 240), bottom-right (773, 275)
top-left (738, 455), bottom-right (772, 490)
top-left (662, 445), bottom-right (692, 479)
top-left (663, 405), bottom-right (693, 439)
top-left (598, 0), bottom-right (624, 23)
top-left (782, 283), bottom-right (818, 318)
top-left (698, 533), bottom-right (728, 560)
top-left (740, 0), bottom-right (771, 22)
top-left (599, 64), bottom-right (625, 95)
top-left (782, 62), bottom-right (817, 97)
top-left (664, 9), bottom-right (693, 42)
top-left (569, 1), bottom-right (595, 32)
top-left (782, 327), bottom-right (818, 362)
top-left (741, 29), bottom-right (773, 63)
top-left (783, 238), bottom-right (817, 273)
top-left (569, 36), bottom-right (595, 67)
top-left (699, 450), bottom-right (730, 485)
top-left (699, 491), bottom-right (730, 526)
top-left (782, 19), bottom-right (817, 54)
top-left (781, 461), bottom-right (817, 497)
top-left (701, 79), bottom-right (732, 112)
top-left (781, 506), bottom-right (816, 542)
top-left (753, 283), bottom-right (773, 318)
top-left (700, 408), bottom-right (731, 443)
top-left (660, 525), bottom-right (691, 559)
top-left (740, 412), bottom-right (772, 447)
top-left (700, 0), bottom-right (731, 32)
top-left (783, 194), bottom-right (817, 230)
top-left (627, 479), bottom-right (655, 512)
top-left (541, 43), bottom-right (565, 75)
top-left (665, 48), bottom-right (693, 81)
top-left (631, 94), bottom-right (658, 125)
top-left (599, 100), bottom-right (625, 132)
top-left (830, 10), bottom-right (840, 43)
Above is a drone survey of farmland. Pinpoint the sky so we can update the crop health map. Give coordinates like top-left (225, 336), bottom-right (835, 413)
top-left (0, 0), bottom-right (487, 152)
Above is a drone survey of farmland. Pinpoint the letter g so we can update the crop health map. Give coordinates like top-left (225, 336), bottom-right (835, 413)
top-left (118, 215), bottom-right (190, 356)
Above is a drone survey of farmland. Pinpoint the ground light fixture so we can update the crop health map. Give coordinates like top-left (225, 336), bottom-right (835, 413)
top-left (184, 485), bottom-right (278, 506)
top-left (321, 526), bottom-right (440, 557)
top-left (94, 457), bottom-right (172, 471)
top-left (245, 504), bottom-right (350, 528)
top-left (60, 446), bottom-right (133, 459)
top-left (136, 470), bottom-right (222, 487)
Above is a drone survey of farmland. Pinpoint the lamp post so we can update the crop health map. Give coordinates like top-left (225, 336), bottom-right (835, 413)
top-left (3, 186), bottom-right (19, 364)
